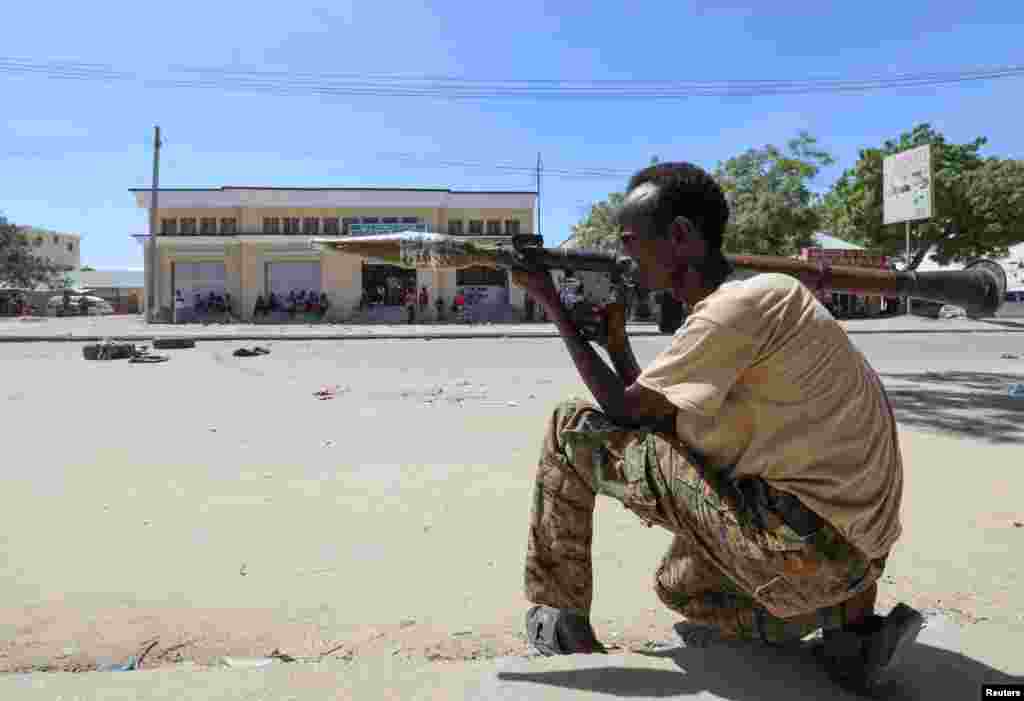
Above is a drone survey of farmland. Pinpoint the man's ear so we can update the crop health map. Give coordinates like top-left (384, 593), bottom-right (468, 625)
top-left (670, 216), bottom-right (705, 251)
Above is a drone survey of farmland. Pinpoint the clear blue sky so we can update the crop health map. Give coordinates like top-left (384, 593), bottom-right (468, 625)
top-left (2, 1), bottom-right (1023, 269)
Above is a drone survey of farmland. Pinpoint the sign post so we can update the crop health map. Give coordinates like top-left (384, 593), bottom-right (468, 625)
top-left (883, 144), bottom-right (933, 314)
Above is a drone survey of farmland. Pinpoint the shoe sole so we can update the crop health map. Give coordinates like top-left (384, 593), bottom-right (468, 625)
top-left (865, 604), bottom-right (925, 688)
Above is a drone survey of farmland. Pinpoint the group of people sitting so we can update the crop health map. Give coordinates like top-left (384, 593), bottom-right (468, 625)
top-left (253, 289), bottom-right (330, 320)
top-left (193, 291), bottom-right (232, 315)
top-left (174, 290), bottom-right (234, 322)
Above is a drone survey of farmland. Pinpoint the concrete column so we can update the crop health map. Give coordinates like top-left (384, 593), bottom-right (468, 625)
top-left (322, 252), bottom-right (362, 321)
top-left (158, 248), bottom-right (173, 321)
top-left (417, 269), bottom-right (435, 321)
top-left (509, 280), bottom-right (525, 311)
top-left (238, 243), bottom-right (265, 321)
top-left (224, 242), bottom-right (243, 317)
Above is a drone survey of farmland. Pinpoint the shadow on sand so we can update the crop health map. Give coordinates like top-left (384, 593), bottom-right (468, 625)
top-left (880, 371), bottom-right (1024, 444)
top-left (497, 624), bottom-right (1020, 699)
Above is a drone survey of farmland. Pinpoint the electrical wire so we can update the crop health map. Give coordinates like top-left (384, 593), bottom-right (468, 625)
top-left (2, 57), bottom-right (1023, 100)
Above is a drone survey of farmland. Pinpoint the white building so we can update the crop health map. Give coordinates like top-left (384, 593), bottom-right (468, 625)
top-left (20, 228), bottom-right (81, 276)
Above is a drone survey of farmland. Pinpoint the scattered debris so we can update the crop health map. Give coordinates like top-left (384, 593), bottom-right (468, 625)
top-left (83, 341), bottom-right (136, 361)
top-left (239, 563), bottom-right (248, 576)
top-left (1008, 384), bottom-right (1024, 398)
top-left (319, 643), bottom-right (353, 660)
top-left (130, 353), bottom-right (169, 364)
top-left (507, 401), bottom-right (519, 407)
top-left (321, 439), bottom-right (336, 448)
top-left (100, 639), bottom-right (160, 672)
top-left (1013, 521), bottom-right (1022, 528)
top-left (1001, 353), bottom-right (1020, 359)
top-left (99, 656), bottom-right (140, 672)
top-left (219, 656), bottom-right (276, 669)
top-left (209, 427), bottom-right (217, 433)
top-left (268, 648), bottom-right (296, 663)
top-left (233, 346), bottom-right (271, 358)
top-left (451, 630), bottom-right (473, 637)
top-left (153, 338), bottom-right (196, 350)
top-left (399, 619), bottom-right (417, 628)
top-left (313, 385), bottom-right (347, 400)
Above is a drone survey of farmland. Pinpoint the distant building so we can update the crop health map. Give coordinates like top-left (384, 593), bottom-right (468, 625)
top-left (68, 270), bottom-right (145, 314)
top-left (18, 227), bottom-right (81, 277)
top-left (131, 185), bottom-right (536, 322)
top-left (799, 232), bottom-right (894, 318)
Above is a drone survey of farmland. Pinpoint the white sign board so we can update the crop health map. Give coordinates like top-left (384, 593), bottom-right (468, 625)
top-left (883, 145), bottom-right (933, 225)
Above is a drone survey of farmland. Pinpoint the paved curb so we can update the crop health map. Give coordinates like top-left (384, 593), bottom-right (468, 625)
top-left (0, 330), bottom-right (660, 343)
top-left (2, 325), bottom-right (1024, 343)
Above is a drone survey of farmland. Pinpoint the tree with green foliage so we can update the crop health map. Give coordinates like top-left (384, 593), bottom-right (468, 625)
top-left (0, 216), bottom-right (65, 289)
top-left (714, 131), bottom-right (834, 257)
top-left (819, 123), bottom-right (1024, 267)
top-left (565, 157), bottom-right (661, 253)
top-left (567, 192), bottom-right (626, 253)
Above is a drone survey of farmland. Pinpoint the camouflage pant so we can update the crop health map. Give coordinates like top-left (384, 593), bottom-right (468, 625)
top-left (524, 399), bottom-right (887, 644)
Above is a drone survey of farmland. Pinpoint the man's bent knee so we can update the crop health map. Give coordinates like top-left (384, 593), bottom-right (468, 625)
top-left (547, 398), bottom-right (596, 450)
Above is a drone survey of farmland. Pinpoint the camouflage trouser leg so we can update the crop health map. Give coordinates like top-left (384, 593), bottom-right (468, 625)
top-left (654, 532), bottom-right (879, 644)
top-left (524, 399), bottom-right (886, 643)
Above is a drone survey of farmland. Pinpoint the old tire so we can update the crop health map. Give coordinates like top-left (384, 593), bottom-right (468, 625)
top-left (152, 338), bottom-right (196, 350)
top-left (83, 343), bottom-right (136, 360)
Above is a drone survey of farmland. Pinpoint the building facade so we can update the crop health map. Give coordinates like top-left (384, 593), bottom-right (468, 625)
top-left (20, 228), bottom-right (81, 276)
top-left (799, 233), bottom-right (896, 318)
top-left (131, 186), bottom-right (536, 322)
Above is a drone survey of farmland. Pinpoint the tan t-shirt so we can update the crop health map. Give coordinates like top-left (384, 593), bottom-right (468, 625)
top-left (636, 273), bottom-right (902, 560)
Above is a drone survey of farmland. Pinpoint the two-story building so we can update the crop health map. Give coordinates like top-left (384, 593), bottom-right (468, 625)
top-left (20, 227), bottom-right (81, 275)
top-left (131, 186), bottom-right (536, 322)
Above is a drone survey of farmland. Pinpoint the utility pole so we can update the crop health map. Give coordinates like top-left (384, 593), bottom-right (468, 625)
top-left (147, 126), bottom-right (162, 323)
top-left (536, 152), bottom-right (542, 238)
top-left (905, 220), bottom-right (911, 316)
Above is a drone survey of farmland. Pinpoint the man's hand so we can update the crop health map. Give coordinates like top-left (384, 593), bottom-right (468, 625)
top-left (571, 301), bottom-right (628, 354)
top-left (510, 268), bottom-right (560, 312)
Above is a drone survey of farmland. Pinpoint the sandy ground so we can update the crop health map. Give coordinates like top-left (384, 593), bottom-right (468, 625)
top-left (0, 334), bottom-right (1022, 676)
top-left (2, 312), bottom-right (1024, 340)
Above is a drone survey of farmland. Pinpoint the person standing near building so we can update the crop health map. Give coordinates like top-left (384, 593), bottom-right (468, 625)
top-left (406, 287), bottom-right (417, 324)
top-left (174, 289), bottom-right (185, 324)
top-left (419, 285), bottom-right (429, 318)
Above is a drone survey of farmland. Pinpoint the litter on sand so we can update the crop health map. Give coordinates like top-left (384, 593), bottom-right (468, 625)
top-left (233, 346), bottom-right (271, 357)
top-left (84, 341), bottom-right (168, 363)
top-left (313, 385), bottom-right (346, 400)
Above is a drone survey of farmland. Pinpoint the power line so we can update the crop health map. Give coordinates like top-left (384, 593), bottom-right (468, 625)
top-left (378, 153), bottom-right (632, 180)
top-left (2, 57), bottom-right (1024, 100)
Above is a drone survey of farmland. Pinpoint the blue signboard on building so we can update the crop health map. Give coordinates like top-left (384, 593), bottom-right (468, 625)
top-left (349, 223), bottom-right (429, 236)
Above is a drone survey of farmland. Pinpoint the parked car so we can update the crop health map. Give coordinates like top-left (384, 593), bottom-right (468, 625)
top-left (47, 295), bottom-right (115, 316)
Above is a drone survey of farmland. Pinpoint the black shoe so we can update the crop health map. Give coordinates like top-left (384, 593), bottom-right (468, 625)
top-left (817, 603), bottom-right (924, 697)
top-left (525, 605), bottom-right (608, 656)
